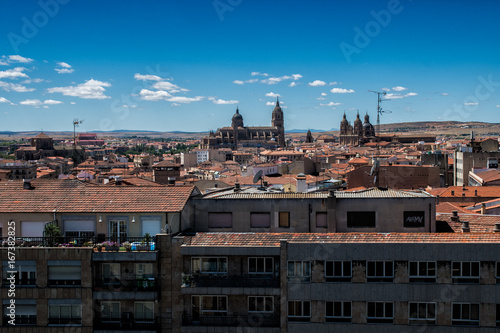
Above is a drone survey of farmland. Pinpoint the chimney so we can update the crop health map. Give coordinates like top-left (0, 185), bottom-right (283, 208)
top-left (475, 189), bottom-right (477, 196)
top-left (461, 221), bottom-right (470, 233)
top-left (481, 203), bottom-right (486, 214)
top-left (167, 177), bottom-right (176, 186)
top-left (451, 211), bottom-right (459, 222)
top-left (328, 189), bottom-right (336, 198)
top-left (115, 176), bottom-right (122, 185)
top-left (296, 173), bottom-right (307, 193)
top-left (462, 184), bottom-right (466, 191)
top-left (494, 223), bottom-right (500, 232)
top-left (234, 182), bottom-right (241, 192)
top-left (23, 179), bottom-right (32, 190)
top-left (263, 181), bottom-right (268, 187)
top-left (451, 190), bottom-right (454, 196)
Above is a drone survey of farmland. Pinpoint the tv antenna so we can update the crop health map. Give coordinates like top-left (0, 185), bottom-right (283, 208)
top-left (368, 90), bottom-right (391, 136)
top-left (370, 158), bottom-right (380, 188)
top-left (253, 170), bottom-right (265, 190)
top-left (73, 118), bottom-right (84, 146)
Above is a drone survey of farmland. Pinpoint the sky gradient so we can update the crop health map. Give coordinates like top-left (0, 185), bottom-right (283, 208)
top-left (1, 0), bottom-right (500, 132)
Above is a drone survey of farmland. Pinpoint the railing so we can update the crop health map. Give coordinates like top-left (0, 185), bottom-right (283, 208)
top-left (2, 278), bottom-right (37, 286)
top-left (182, 315), bottom-right (280, 327)
top-left (48, 317), bottom-right (82, 325)
top-left (182, 275), bottom-right (280, 288)
top-left (94, 315), bottom-right (158, 330)
top-left (0, 236), bottom-right (157, 252)
top-left (48, 279), bottom-right (81, 286)
top-left (2, 316), bottom-right (37, 326)
top-left (94, 277), bottom-right (159, 291)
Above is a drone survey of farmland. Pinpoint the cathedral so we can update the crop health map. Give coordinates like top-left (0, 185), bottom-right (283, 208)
top-left (339, 112), bottom-right (376, 146)
top-left (201, 99), bottom-right (285, 149)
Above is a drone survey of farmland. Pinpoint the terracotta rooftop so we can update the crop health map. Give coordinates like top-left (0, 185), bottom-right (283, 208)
top-left (436, 213), bottom-right (500, 233)
top-left (428, 186), bottom-right (500, 198)
top-left (0, 179), bottom-right (194, 213)
top-left (182, 232), bottom-right (500, 246)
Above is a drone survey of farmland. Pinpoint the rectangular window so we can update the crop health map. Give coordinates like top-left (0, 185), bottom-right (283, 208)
top-left (2, 261), bottom-right (36, 286)
top-left (409, 302), bottom-right (436, 325)
top-left (366, 261), bottom-right (394, 282)
top-left (279, 212), bottom-right (290, 228)
top-left (452, 262), bottom-right (480, 283)
top-left (248, 257), bottom-right (274, 278)
top-left (409, 262), bottom-right (436, 283)
top-left (325, 261), bottom-right (352, 282)
top-left (134, 302), bottom-right (154, 322)
top-left (193, 296), bottom-right (227, 316)
top-left (288, 301), bottom-right (310, 322)
top-left (347, 211), bottom-right (376, 228)
top-left (367, 302), bottom-right (393, 324)
top-left (325, 301), bottom-right (351, 323)
top-left (2, 304), bottom-right (36, 325)
top-left (48, 304), bottom-right (82, 325)
top-left (135, 263), bottom-right (154, 278)
top-left (287, 261), bottom-right (311, 282)
top-left (452, 303), bottom-right (479, 326)
top-left (101, 302), bottom-right (120, 322)
top-left (316, 212), bottom-right (327, 228)
top-left (248, 296), bottom-right (273, 313)
top-left (48, 265), bottom-right (81, 286)
top-left (208, 213), bottom-right (232, 228)
top-left (192, 257), bottom-right (227, 275)
top-left (404, 211), bottom-right (425, 227)
top-left (250, 213), bottom-right (271, 228)
top-left (102, 263), bottom-right (120, 284)
top-left (496, 304), bottom-right (500, 327)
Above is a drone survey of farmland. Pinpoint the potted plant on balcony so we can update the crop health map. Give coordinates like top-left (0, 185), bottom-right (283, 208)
top-left (43, 223), bottom-right (62, 247)
top-left (122, 241), bottom-right (132, 252)
top-left (103, 241), bottom-right (119, 251)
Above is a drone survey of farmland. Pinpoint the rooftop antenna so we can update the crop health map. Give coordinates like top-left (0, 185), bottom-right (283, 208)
top-left (368, 90), bottom-right (391, 136)
top-left (73, 118), bottom-right (84, 146)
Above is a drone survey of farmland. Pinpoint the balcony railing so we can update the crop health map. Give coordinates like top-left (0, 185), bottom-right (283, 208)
top-left (94, 315), bottom-right (158, 330)
top-left (0, 236), bottom-right (157, 252)
top-left (48, 279), bottom-right (81, 286)
top-left (182, 275), bottom-right (280, 288)
top-left (48, 317), bottom-right (82, 325)
top-left (94, 277), bottom-right (159, 291)
top-left (2, 316), bottom-right (36, 326)
top-left (1, 278), bottom-right (36, 286)
top-left (182, 314), bottom-right (280, 327)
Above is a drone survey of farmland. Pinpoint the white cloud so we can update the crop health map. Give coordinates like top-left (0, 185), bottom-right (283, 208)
top-left (496, 105), bottom-right (500, 107)
top-left (166, 96), bottom-right (203, 103)
top-left (20, 99), bottom-right (63, 106)
top-left (55, 68), bottom-right (74, 74)
top-left (261, 73), bottom-right (302, 85)
top-left (0, 60), bottom-right (9, 66)
top-left (329, 82), bottom-right (338, 85)
top-left (233, 80), bottom-right (245, 85)
top-left (385, 93), bottom-right (404, 99)
top-left (316, 97), bottom-right (326, 100)
top-left (405, 92), bottom-right (418, 97)
top-left (321, 92), bottom-right (327, 96)
top-left (289, 82), bottom-right (298, 87)
top-left (0, 67), bottom-right (29, 80)
top-left (442, 93), bottom-right (448, 96)
top-left (392, 86), bottom-right (408, 91)
top-left (382, 87), bottom-right (390, 91)
top-left (320, 102), bottom-right (342, 106)
top-left (8, 55), bottom-right (33, 63)
top-left (330, 88), bottom-right (355, 93)
top-left (139, 89), bottom-right (171, 101)
top-left (22, 78), bottom-right (45, 84)
top-left (58, 62), bottom-right (71, 68)
top-left (292, 74), bottom-right (302, 80)
top-left (171, 103), bottom-right (181, 107)
top-left (233, 78), bottom-right (259, 85)
top-left (266, 101), bottom-right (275, 106)
top-left (251, 72), bottom-right (269, 77)
top-left (464, 102), bottom-right (479, 106)
top-left (0, 81), bottom-right (35, 92)
top-left (152, 81), bottom-right (188, 92)
top-left (47, 79), bottom-right (111, 99)
top-left (265, 92), bottom-right (281, 98)
top-left (208, 97), bottom-right (238, 104)
top-left (0, 97), bottom-right (13, 104)
top-left (70, 102), bottom-right (76, 104)
top-left (308, 80), bottom-right (326, 87)
top-left (42, 105), bottom-right (49, 109)
top-left (134, 73), bottom-right (162, 81)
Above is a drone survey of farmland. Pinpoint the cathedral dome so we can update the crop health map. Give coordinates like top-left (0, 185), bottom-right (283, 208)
top-left (231, 107), bottom-right (244, 127)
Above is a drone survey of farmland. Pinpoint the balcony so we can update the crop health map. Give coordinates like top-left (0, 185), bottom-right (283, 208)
top-left (1, 278), bottom-right (36, 287)
top-left (94, 277), bottom-right (159, 292)
top-left (182, 314), bottom-right (279, 328)
top-left (182, 275), bottom-right (280, 288)
top-left (48, 317), bottom-right (82, 325)
top-left (2, 316), bottom-right (36, 326)
top-left (94, 314), bottom-right (158, 331)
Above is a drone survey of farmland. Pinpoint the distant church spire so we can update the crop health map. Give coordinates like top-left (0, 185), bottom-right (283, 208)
top-left (276, 97), bottom-right (280, 107)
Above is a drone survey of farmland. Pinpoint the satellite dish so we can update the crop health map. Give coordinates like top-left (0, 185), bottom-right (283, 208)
top-left (253, 170), bottom-right (263, 184)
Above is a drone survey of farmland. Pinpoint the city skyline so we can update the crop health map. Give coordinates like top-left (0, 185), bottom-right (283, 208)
top-left (1, 0), bottom-right (500, 132)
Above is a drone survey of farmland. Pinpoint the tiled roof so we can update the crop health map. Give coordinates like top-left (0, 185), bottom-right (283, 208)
top-left (436, 213), bottom-right (500, 233)
top-left (436, 202), bottom-right (475, 214)
top-left (432, 186), bottom-right (500, 198)
top-left (335, 188), bottom-right (432, 198)
top-left (182, 232), bottom-right (500, 246)
top-left (0, 179), bottom-right (194, 213)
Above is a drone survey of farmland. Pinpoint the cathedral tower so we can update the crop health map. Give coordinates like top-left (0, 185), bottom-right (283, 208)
top-left (271, 98), bottom-right (285, 146)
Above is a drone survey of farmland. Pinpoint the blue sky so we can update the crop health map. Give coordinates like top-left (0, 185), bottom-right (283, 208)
top-left (1, 0), bottom-right (500, 132)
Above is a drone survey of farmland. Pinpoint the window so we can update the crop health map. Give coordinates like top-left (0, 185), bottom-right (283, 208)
top-left (404, 211), bottom-right (425, 227)
top-left (102, 263), bottom-right (120, 285)
top-left (109, 219), bottom-right (127, 243)
top-left (101, 302), bottom-right (120, 322)
top-left (288, 301), bottom-right (310, 322)
top-left (134, 302), bottom-right (154, 322)
top-left (325, 261), bottom-right (352, 282)
top-left (248, 257), bottom-right (274, 278)
top-left (250, 213), bottom-right (270, 228)
top-left (496, 304), bottom-right (500, 327)
top-left (409, 302), bottom-right (436, 325)
top-left (208, 213), bottom-right (232, 228)
top-left (2, 261), bottom-right (36, 286)
top-left (288, 261), bottom-right (311, 282)
top-left (452, 262), bottom-right (480, 283)
top-left (409, 262), bottom-right (436, 283)
top-left (248, 296), bottom-right (273, 313)
top-left (48, 264), bottom-right (81, 286)
top-left (135, 263), bottom-right (154, 278)
top-left (2, 304), bottom-right (36, 325)
top-left (347, 212), bottom-right (376, 228)
top-left (48, 304), bottom-right (82, 325)
top-left (366, 261), bottom-right (393, 282)
top-left (316, 212), bottom-right (327, 228)
top-left (367, 302), bottom-right (393, 324)
top-left (192, 296), bottom-right (227, 316)
top-left (452, 303), bottom-right (479, 326)
top-left (325, 301), bottom-right (351, 323)
top-left (192, 257), bottom-right (227, 275)
top-left (279, 212), bottom-right (290, 228)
